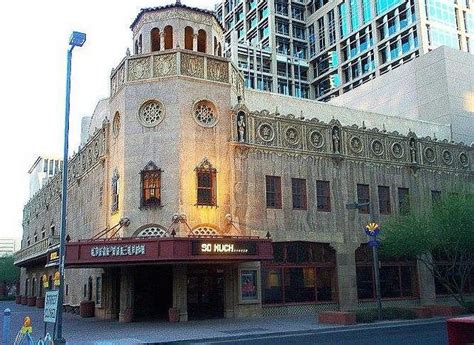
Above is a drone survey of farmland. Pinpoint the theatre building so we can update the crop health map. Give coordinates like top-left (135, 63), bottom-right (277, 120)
top-left (15, 2), bottom-right (473, 322)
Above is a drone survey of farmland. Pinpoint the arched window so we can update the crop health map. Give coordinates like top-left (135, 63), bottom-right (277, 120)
top-left (185, 26), bottom-right (194, 50)
top-left (32, 278), bottom-right (36, 297)
top-left (151, 28), bottom-right (160, 52)
top-left (134, 40), bottom-right (139, 54)
top-left (197, 29), bottom-right (207, 53)
top-left (164, 26), bottom-right (173, 49)
top-left (217, 43), bottom-right (222, 57)
top-left (196, 158), bottom-right (217, 206)
top-left (140, 161), bottom-right (161, 207)
top-left (214, 37), bottom-right (218, 55)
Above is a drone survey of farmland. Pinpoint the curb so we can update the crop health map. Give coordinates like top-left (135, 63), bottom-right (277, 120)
top-left (155, 317), bottom-right (448, 344)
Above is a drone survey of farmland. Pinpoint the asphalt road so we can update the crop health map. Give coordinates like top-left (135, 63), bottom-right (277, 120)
top-left (172, 320), bottom-right (448, 345)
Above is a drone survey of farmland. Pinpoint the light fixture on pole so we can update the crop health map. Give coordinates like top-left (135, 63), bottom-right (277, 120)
top-left (55, 31), bottom-right (86, 345)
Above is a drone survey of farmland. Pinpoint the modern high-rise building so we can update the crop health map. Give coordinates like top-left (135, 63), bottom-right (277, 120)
top-left (215, 0), bottom-right (473, 101)
top-left (28, 156), bottom-right (63, 198)
top-left (0, 239), bottom-right (16, 257)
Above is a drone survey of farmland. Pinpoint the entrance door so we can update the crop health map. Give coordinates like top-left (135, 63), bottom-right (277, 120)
top-left (134, 266), bottom-right (173, 320)
top-left (187, 266), bottom-right (224, 320)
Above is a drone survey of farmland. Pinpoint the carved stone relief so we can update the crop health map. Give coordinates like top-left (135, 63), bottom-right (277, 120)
top-left (181, 54), bottom-right (205, 79)
top-left (442, 149), bottom-right (453, 165)
top-left (424, 147), bottom-right (436, 163)
top-left (308, 130), bottom-right (325, 150)
top-left (371, 139), bottom-right (384, 156)
top-left (153, 54), bottom-right (177, 77)
top-left (350, 136), bottom-right (364, 154)
top-left (128, 57), bottom-right (151, 81)
top-left (257, 122), bottom-right (275, 143)
top-left (207, 58), bottom-right (229, 83)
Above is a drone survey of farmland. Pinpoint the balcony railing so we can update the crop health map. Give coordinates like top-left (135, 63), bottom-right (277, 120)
top-left (14, 236), bottom-right (60, 266)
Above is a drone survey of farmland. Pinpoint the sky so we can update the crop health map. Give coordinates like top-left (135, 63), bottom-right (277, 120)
top-left (0, 0), bottom-right (213, 244)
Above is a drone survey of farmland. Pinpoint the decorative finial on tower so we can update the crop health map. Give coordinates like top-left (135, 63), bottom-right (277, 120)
top-left (176, 0), bottom-right (181, 5)
top-left (362, 121), bottom-right (366, 129)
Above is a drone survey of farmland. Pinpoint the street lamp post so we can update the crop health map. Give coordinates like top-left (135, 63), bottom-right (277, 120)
top-left (346, 201), bottom-right (383, 321)
top-left (55, 31), bottom-right (86, 345)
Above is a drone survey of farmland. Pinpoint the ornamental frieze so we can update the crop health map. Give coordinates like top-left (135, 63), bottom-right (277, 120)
top-left (232, 109), bottom-right (472, 173)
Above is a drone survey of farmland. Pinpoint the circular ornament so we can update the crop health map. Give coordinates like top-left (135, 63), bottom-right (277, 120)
top-left (459, 152), bottom-right (469, 167)
top-left (138, 100), bottom-right (165, 127)
top-left (285, 127), bottom-right (299, 145)
top-left (309, 130), bottom-right (324, 148)
top-left (424, 147), bottom-right (436, 163)
top-left (371, 139), bottom-right (384, 156)
top-left (442, 150), bottom-right (453, 165)
top-left (193, 100), bottom-right (218, 127)
top-left (258, 123), bottom-right (275, 142)
top-left (350, 136), bottom-right (363, 153)
top-left (391, 142), bottom-right (404, 159)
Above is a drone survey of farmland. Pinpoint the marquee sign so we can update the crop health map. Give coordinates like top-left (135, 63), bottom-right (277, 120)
top-left (90, 244), bottom-right (146, 257)
top-left (65, 237), bottom-right (272, 267)
top-left (191, 240), bottom-right (257, 256)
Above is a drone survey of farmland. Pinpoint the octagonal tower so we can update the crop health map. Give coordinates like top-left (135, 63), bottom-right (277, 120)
top-left (131, 1), bottom-right (224, 57)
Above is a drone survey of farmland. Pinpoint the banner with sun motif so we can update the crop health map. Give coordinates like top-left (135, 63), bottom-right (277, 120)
top-left (365, 223), bottom-right (380, 237)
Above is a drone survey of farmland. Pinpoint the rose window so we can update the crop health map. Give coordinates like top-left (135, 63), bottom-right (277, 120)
top-left (138, 100), bottom-right (165, 127)
top-left (193, 101), bottom-right (218, 127)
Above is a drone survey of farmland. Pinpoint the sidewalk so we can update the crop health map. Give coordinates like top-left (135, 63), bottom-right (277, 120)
top-left (0, 301), bottom-right (448, 345)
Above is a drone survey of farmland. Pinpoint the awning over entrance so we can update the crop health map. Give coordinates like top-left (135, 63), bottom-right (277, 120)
top-left (65, 236), bottom-right (273, 267)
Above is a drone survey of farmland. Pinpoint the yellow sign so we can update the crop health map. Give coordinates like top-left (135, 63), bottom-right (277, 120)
top-left (42, 274), bottom-right (49, 288)
top-left (50, 251), bottom-right (59, 261)
top-left (53, 271), bottom-right (61, 287)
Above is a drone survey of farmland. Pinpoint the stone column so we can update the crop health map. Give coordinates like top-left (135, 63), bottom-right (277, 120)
top-left (224, 264), bottom-right (235, 318)
top-left (417, 256), bottom-right (436, 305)
top-left (173, 265), bottom-right (188, 322)
top-left (193, 34), bottom-right (198, 51)
top-left (97, 269), bottom-right (118, 320)
top-left (332, 242), bottom-right (359, 311)
top-left (160, 34), bottom-right (165, 52)
top-left (119, 268), bottom-right (134, 323)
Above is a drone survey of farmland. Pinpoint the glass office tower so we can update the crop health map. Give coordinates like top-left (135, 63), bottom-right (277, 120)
top-left (215, 0), bottom-right (473, 101)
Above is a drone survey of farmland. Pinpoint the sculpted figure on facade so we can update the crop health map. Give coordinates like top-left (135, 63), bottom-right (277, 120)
top-left (237, 111), bottom-right (246, 143)
top-left (409, 138), bottom-right (417, 163)
top-left (332, 127), bottom-right (341, 154)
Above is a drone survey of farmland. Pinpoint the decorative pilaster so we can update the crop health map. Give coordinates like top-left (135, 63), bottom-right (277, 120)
top-left (119, 268), bottom-right (134, 323)
top-left (173, 265), bottom-right (188, 321)
top-left (331, 242), bottom-right (359, 311)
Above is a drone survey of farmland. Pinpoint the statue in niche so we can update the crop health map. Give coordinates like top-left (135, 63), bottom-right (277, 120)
top-left (332, 127), bottom-right (341, 154)
top-left (237, 112), bottom-right (246, 143)
top-left (409, 138), bottom-right (417, 163)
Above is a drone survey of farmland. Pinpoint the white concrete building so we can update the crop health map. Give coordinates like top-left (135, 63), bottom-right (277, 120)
top-left (329, 46), bottom-right (474, 144)
top-left (0, 239), bottom-right (16, 257)
top-left (28, 156), bottom-right (63, 198)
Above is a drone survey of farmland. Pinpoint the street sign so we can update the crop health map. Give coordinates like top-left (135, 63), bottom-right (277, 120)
top-left (44, 290), bottom-right (59, 323)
